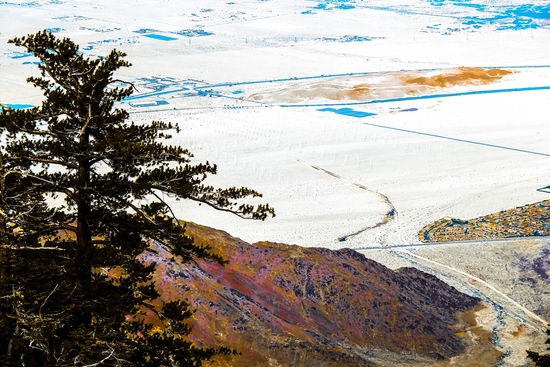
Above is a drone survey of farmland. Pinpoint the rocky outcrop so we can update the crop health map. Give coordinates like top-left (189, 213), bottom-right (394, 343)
top-left (142, 223), bottom-right (481, 366)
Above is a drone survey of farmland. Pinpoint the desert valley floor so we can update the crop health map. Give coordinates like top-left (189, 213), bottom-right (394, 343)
top-left (2, 0), bottom-right (550, 365)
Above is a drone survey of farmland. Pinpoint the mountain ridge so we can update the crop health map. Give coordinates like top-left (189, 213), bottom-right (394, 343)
top-left (141, 222), bottom-right (499, 366)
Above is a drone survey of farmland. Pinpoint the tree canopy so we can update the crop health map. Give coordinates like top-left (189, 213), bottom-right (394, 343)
top-left (0, 30), bottom-right (274, 366)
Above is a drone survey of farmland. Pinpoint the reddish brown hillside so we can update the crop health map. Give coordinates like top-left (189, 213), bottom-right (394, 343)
top-left (141, 223), bottom-right (484, 366)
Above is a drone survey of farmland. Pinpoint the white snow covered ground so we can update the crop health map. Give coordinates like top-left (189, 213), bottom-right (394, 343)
top-left (1, 0), bottom-right (550, 249)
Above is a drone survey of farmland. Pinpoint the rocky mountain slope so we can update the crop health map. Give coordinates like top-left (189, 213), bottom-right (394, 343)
top-left (141, 223), bottom-right (495, 366)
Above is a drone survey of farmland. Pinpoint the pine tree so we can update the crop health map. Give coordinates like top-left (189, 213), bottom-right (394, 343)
top-left (0, 30), bottom-right (274, 366)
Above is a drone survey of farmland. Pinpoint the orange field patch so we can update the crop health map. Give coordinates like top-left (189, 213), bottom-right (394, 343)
top-left (403, 67), bottom-right (514, 88)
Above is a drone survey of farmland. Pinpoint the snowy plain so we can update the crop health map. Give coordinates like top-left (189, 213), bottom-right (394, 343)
top-left (1, 0), bottom-right (550, 250)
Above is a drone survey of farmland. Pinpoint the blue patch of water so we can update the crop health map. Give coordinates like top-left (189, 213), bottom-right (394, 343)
top-left (2, 104), bottom-right (34, 109)
top-left (307, 0), bottom-right (356, 12)
top-left (144, 34), bottom-right (178, 41)
top-left (492, 6), bottom-right (544, 30)
top-left (428, 0), bottom-right (484, 10)
top-left (232, 90), bottom-right (244, 95)
top-left (22, 61), bottom-right (42, 65)
top-left (514, 4), bottom-right (550, 19)
top-left (173, 29), bottom-right (213, 37)
top-left (318, 107), bottom-right (376, 118)
top-left (428, 1), bottom-right (550, 31)
top-left (335, 3), bottom-right (355, 10)
top-left (45, 27), bottom-right (64, 33)
top-left (400, 108), bottom-right (418, 112)
top-left (363, 2), bottom-right (550, 32)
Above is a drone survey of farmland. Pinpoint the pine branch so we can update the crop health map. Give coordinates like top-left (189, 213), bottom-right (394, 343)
top-left (0, 245), bottom-right (65, 251)
top-left (34, 224), bottom-right (77, 236)
top-left (80, 347), bottom-right (116, 367)
top-left (25, 158), bottom-right (78, 170)
top-left (186, 196), bottom-right (252, 220)
top-left (149, 189), bottom-right (184, 229)
top-left (38, 284), bottom-right (58, 320)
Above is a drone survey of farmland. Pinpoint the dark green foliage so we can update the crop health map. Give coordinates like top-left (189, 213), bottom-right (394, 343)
top-left (528, 326), bottom-right (550, 367)
top-left (0, 30), bottom-right (274, 366)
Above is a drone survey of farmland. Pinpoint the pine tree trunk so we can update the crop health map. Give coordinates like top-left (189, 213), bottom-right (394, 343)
top-left (77, 107), bottom-right (93, 259)
top-left (76, 110), bottom-right (93, 326)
